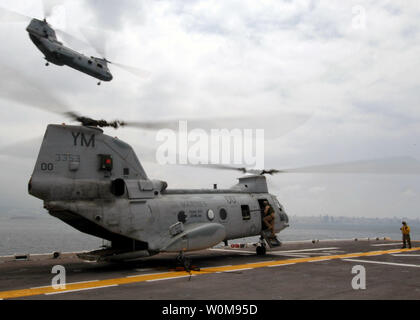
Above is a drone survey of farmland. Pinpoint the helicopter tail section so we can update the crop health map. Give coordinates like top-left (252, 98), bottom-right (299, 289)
top-left (29, 124), bottom-right (148, 201)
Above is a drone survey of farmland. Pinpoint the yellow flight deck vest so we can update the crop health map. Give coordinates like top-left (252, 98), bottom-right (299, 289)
top-left (401, 226), bottom-right (410, 235)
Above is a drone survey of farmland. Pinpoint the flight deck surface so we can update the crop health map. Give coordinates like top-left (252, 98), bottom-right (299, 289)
top-left (0, 239), bottom-right (419, 300)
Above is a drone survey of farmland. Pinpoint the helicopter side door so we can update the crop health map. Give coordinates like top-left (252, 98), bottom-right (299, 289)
top-left (257, 198), bottom-right (271, 232)
top-left (233, 195), bottom-right (261, 239)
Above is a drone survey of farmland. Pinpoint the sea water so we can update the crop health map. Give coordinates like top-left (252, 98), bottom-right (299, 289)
top-left (0, 215), bottom-right (414, 255)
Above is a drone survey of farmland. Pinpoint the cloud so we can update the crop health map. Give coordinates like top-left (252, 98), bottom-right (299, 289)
top-left (84, 0), bottom-right (146, 29)
top-left (0, 0), bottom-right (419, 218)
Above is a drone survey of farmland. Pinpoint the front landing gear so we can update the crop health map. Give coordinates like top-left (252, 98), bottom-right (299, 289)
top-left (97, 81), bottom-right (101, 86)
top-left (176, 251), bottom-right (191, 272)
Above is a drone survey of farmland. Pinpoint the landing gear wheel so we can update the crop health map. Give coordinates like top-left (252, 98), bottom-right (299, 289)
top-left (97, 82), bottom-right (101, 86)
top-left (256, 245), bottom-right (266, 256)
top-left (45, 63), bottom-right (49, 66)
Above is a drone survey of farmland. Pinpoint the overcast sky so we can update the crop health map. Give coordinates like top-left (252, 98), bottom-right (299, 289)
top-left (0, 0), bottom-right (419, 219)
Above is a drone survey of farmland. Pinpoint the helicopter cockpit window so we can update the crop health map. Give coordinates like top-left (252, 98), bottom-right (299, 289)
top-left (88, 60), bottom-right (93, 65)
top-left (97, 64), bottom-right (103, 69)
top-left (273, 196), bottom-right (288, 222)
top-left (273, 197), bottom-right (283, 210)
top-left (241, 205), bottom-right (251, 220)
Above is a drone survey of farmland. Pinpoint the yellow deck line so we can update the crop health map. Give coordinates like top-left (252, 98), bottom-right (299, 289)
top-left (0, 247), bottom-right (419, 300)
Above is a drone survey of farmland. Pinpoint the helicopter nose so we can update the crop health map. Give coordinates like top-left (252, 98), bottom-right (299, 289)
top-left (106, 72), bottom-right (113, 81)
top-left (280, 211), bottom-right (289, 225)
top-left (284, 212), bottom-right (289, 225)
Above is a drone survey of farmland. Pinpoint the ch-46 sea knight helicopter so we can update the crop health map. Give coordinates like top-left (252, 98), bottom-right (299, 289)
top-left (0, 3), bottom-right (148, 85)
top-left (26, 112), bottom-right (420, 266)
top-left (28, 111), bottom-right (291, 264)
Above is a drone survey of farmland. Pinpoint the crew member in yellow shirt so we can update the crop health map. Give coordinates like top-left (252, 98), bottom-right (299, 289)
top-left (400, 221), bottom-right (412, 249)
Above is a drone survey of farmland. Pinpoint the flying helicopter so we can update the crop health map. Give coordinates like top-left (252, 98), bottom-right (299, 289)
top-left (0, 2), bottom-right (148, 85)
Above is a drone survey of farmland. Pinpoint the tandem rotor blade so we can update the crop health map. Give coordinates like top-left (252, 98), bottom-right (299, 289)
top-left (0, 137), bottom-right (43, 160)
top-left (0, 65), bottom-right (113, 127)
top-left (187, 157), bottom-right (420, 176)
top-left (55, 28), bottom-right (92, 52)
top-left (0, 1), bottom-right (67, 23)
top-left (277, 157), bottom-right (420, 175)
top-left (80, 27), bottom-right (150, 78)
top-left (0, 64), bottom-right (73, 116)
top-left (121, 113), bottom-right (310, 139)
top-left (80, 27), bottom-right (108, 58)
top-left (109, 61), bottom-right (150, 78)
top-left (0, 6), bottom-right (31, 23)
top-left (42, 0), bottom-right (67, 20)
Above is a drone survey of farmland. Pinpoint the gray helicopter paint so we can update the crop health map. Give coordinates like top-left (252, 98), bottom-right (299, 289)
top-left (29, 124), bottom-right (289, 259)
top-left (26, 18), bottom-right (113, 82)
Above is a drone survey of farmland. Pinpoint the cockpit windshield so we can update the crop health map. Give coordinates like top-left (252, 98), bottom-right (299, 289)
top-left (273, 196), bottom-right (289, 223)
top-left (273, 196), bottom-right (282, 210)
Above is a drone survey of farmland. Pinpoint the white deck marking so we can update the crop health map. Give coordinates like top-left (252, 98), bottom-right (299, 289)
top-left (66, 280), bottom-right (99, 285)
top-left (126, 272), bottom-right (170, 278)
top-left (222, 268), bottom-right (253, 273)
top-left (267, 263), bottom-right (296, 268)
top-left (274, 254), bottom-right (309, 258)
top-left (209, 248), bottom-right (254, 254)
top-left (342, 259), bottom-right (420, 268)
top-left (45, 284), bottom-right (118, 295)
top-left (146, 275), bottom-right (193, 282)
top-left (31, 279), bottom-right (99, 289)
top-left (308, 259), bottom-right (332, 263)
top-left (390, 254), bottom-right (420, 257)
top-left (210, 247), bottom-right (341, 258)
top-left (200, 265), bottom-right (232, 270)
top-left (31, 285), bottom-right (53, 289)
top-left (271, 247), bottom-right (339, 254)
top-left (245, 260), bottom-right (276, 264)
top-left (371, 243), bottom-right (402, 247)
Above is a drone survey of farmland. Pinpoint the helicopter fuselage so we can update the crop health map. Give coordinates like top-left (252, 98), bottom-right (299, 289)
top-left (26, 19), bottom-right (113, 82)
top-left (29, 124), bottom-right (289, 261)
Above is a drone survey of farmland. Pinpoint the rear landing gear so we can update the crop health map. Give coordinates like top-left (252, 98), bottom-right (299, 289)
top-left (97, 82), bottom-right (101, 86)
top-left (256, 238), bottom-right (267, 256)
top-left (45, 62), bottom-right (49, 66)
top-left (256, 245), bottom-right (266, 255)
